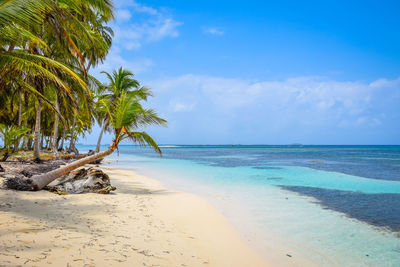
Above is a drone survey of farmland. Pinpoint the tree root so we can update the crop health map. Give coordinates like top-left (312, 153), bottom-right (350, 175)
top-left (4, 177), bottom-right (37, 191)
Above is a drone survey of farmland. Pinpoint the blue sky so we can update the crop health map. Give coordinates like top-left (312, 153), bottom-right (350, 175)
top-left (84, 0), bottom-right (400, 145)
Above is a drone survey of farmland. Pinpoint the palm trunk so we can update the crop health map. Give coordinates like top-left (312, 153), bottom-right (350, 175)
top-left (18, 89), bottom-right (22, 126)
top-left (30, 145), bottom-right (115, 190)
top-left (33, 49), bottom-right (42, 161)
top-left (42, 111), bottom-right (47, 149)
top-left (56, 136), bottom-right (61, 150)
top-left (68, 109), bottom-right (77, 153)
top-left (95, 118), bottom-right (108, 153)
top-left (59, 126), bottom-right (66, 151)
top-left (40, 133), bottom-right (44, 149)
top-left (45, 137), bottom-right (50, 150)
top-left (1, 150), bottom-right (9, 162)
top-left (28, 136), bottom-right (33, 150)
top-left (21, 91), bottom-right (29, 150)
top-left (33, 98), bottom-right (42, 162)
top-left (52, 95), bottom-right (60, 158)
top-left (13, 89), bottom-right (22, 153)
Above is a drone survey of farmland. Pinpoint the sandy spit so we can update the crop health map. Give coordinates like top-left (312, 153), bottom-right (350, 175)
top-left (0, 165), bottom-right (272, 266)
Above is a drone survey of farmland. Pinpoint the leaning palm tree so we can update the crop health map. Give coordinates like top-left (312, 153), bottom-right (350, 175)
top-left (27, 90), bottom-right (167, 190)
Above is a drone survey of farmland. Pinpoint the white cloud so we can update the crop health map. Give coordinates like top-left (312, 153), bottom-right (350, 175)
top-left (92, 46), bottom-right (153, 80)
top-left (203, 27), bottom-right (224, 35)
top-left (94, 1), bottom-right (182, 75)
top-left (115, 0), bottom-right (158, 15)
top-left (146, 18), bottom-right (181, 41)
top-left (145, 75), bottom-right (400, 144)
top-left (131, 2), bottom-right (158, 15)
top-left (153, 75), bottom-right (374, 113)
top-left (113, 1), bottom-right (182, 50)
top-left (115, 9), bottom-right (132, 21)
top-left (169, 101), bottom-right (196, 112)
top-left (369, 77), bottom-right (400, 89)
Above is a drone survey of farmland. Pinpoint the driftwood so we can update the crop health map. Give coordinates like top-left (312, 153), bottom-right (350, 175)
top-left (0, 149), bottom-right (109, 191)
top-left (45, 167), bottom-right (116, 194)
top-left (1, 159), bottom-right (116, 194)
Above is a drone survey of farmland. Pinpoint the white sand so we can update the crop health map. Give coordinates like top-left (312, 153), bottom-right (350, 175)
top-left (0, 166), bottom-right (271, 266)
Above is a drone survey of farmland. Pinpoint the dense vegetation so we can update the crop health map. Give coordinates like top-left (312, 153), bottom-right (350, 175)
top-left (0, 0), bottom-right (166, 189)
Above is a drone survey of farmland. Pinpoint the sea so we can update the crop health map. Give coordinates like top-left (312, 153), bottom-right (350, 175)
top-left (77, 145), bottom-right (400, 266)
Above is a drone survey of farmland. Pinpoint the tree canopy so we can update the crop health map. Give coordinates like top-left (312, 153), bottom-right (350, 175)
top-left (0, 0), bottom-right (167, 169)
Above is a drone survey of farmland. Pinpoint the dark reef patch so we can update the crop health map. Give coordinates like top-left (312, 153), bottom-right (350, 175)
top-left (280, 186), bottom-right (400, 233)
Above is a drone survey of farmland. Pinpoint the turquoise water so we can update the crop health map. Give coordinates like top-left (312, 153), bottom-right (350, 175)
top-left (78, 145), bottom-right (400, 266)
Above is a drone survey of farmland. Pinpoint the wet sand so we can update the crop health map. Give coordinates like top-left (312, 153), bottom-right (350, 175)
top-left (0, 166), bottom-right (270, 266)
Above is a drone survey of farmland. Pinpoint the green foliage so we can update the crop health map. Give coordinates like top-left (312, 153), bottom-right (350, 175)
top-left (0, 124), bottom-right (30, 160)
top-left (99, 68), bottom-right (167, 154)
top-left (0, 0), bottom-right (115, 154)
top-left (0, 124), bottom-right (30, 149)
top-left (95, 67), bottom-right (155, 133)
top-left (0, 2), bottom-right (166, 159)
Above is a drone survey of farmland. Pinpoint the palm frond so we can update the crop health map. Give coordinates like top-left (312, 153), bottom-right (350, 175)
top-left (123, 130), bottom-right (162, 155)
top-left (0, 0), bottom-right (53, 28)
top-left (0, 50), bottom-right (88, 96)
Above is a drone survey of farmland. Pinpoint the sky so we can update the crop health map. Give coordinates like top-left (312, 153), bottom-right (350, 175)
top-left (83, 0), bottom-right (400, 145)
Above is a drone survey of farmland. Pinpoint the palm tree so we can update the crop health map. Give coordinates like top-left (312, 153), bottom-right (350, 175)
top-left (0, 0), bottom-right (114, 161)
top-left (95, 67), bottom-right (152, 152)
top-left (28, 87), bottom-right (167, 190)
top-left (0, 124), bottom-right (30, 161)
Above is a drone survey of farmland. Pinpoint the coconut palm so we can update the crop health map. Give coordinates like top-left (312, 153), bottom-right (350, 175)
top-left (95, 67), bottom-right (152, 152)
top-left (29, 88), bottom-right (167, 190)
top-left (0, 0), bottom-right (114, 161)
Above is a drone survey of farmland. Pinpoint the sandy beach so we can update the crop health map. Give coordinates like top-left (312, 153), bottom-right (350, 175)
top-left (1, 1), bottom-right (398, 266)
top-left (0, 166), bottom-right (269, 266)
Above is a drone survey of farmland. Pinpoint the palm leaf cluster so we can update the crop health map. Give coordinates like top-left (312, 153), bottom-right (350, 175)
top-left (0, 0), bottom-right (167, 166)
top-left (0, 0), bottom-right (112, 160)
top-left (94, 67), bottom-right (161, 152)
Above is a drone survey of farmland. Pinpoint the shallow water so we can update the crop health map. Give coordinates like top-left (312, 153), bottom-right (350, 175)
top-left (78, 145), bottom-right (400, 266)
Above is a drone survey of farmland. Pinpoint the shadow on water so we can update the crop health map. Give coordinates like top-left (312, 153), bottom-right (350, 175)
top-left (280, 186), bottom-right (400, 234)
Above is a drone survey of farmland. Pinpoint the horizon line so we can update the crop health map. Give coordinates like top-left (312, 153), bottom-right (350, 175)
top-left (76, 144), bottom-right (400, 146)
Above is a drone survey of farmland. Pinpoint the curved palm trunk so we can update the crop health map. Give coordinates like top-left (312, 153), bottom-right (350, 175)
top-left (30, 145), bottom-right (115, 190)
top-left (52, 95), bottom-right (60, 158)
top-left (95, 118), bottom-right (108, 153)
top-left (33, 98), bottom-right (42, 162)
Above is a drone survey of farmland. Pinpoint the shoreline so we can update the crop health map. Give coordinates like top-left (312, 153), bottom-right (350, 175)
top-left (0, 165), bottom-right (271, 266)
top-left (110, 158), bottom-right (400, 267)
